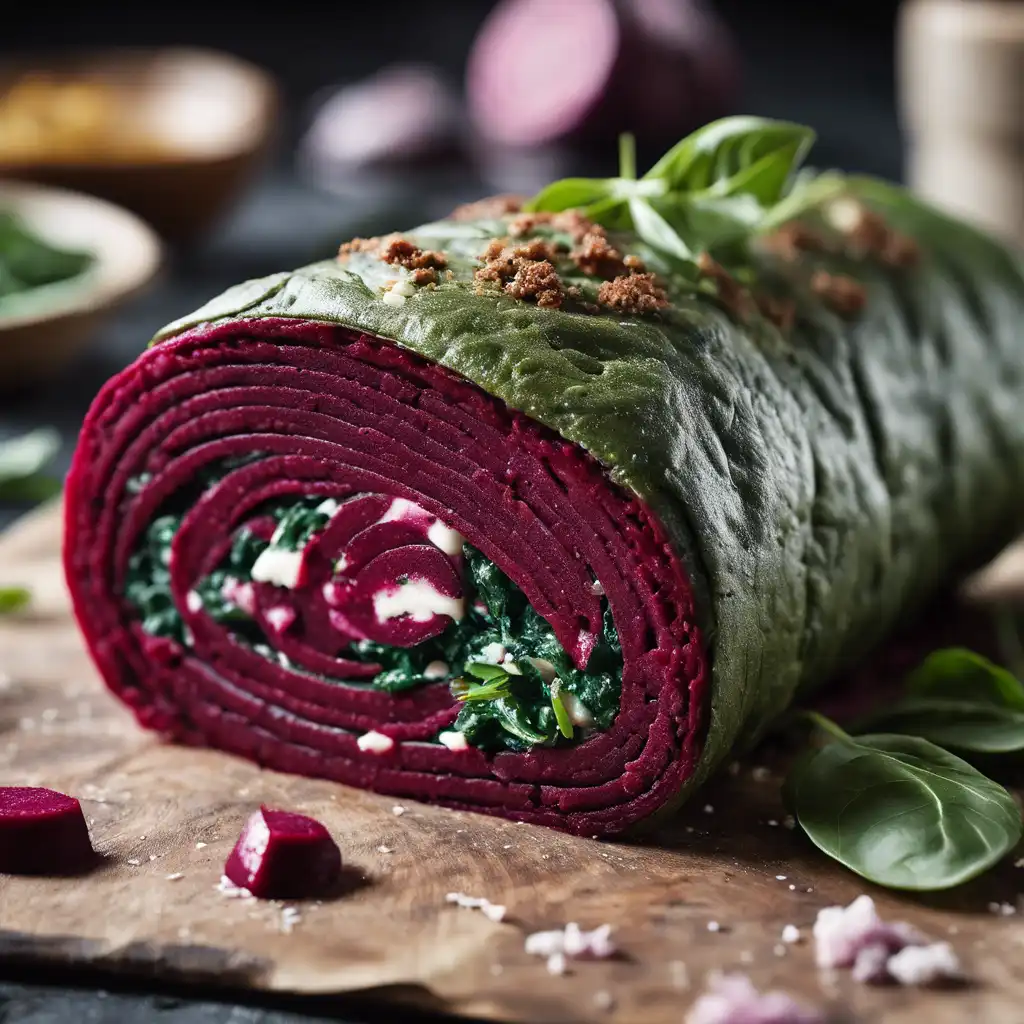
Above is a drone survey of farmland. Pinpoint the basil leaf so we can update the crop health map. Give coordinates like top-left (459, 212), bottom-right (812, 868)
top-left (628, 197), bottom-right (695, 264)
top-left (785, 724), bottom-right (1022, 890)
top-left (525, 178), bottom-right (615, 214)
top-left (658, 194), bottom-right (765, 252)
top-left (907, 648), bottom-right (1024, 709)
top-left (0, 428), bottom-right (61, 501)
top-left (0, 586), bottom-right (30, 613)
top-left (644, 117), bottom-right (815, 204)
top-left (854, 697), bottom-right (1024, 754)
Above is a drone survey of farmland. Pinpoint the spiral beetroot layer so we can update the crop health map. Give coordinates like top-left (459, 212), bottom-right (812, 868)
top-left (64, 319), bottom-right (708, 835)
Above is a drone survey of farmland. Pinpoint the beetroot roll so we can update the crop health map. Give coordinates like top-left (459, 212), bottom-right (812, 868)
top-left (64, 118), bottom-right (1024, 835)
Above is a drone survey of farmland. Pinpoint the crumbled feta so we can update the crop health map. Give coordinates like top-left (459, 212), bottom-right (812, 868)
top-left (280, 907), bottom-right (302, 933)
top-left (445, 892), bottom-right (506, 922)
top-left (886, 942), bottom-right (962, 987)
top-left (423, 660), bottom-right (449, 680)
top-left (813, 894), bottom-right (923, 969)
top-left (704, 804), bottom-right (715, 814)
top-left (781, 925), bottom-right (801, 944)
top-left (315, 498), bottom-right (340, 516)
top-left (392, 805), bottom-right (406, 816)
top-left (217, 875), bottom-right (253, 898)
top-left (480, 642), bottom-right (507, 664)
top-left (438, 731), bottom-right (469, 752)
top-left (706, 921), bottom-right (721, 933)
top-left (251, 548), bottom-right (304, 589)
top-left (377, 845), bottom-right (394, 854)
top-left (265, 605), bottom-right (296, 633)
top-left (165, 872), bottom-right (184, 881)
top-left (186, 590), bottom-right (203, 613)
top-left (685, 972), bottom-right (824, 1024)
top-left (851, 943), bottom-right (891, 984)
top-left (427, 518), bottom-right (464, 556)
top-left (546, 952), bottom-right (567, 975)
top-left (357, 730), bottom-right (395, 754)
top-left (382, 288), bottom-right (407, 306)
top-left (373, 579), bottom-right (464, 622)
top-left (525, 922), bottom-right (616, 961)
top-left (590, 579), bottom-right (605, 596)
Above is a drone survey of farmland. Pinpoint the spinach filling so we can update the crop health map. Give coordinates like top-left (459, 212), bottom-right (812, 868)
top-left (0, 209), bottom-right (93, 302)
top-left (123, 476), bottom-right (621, 752)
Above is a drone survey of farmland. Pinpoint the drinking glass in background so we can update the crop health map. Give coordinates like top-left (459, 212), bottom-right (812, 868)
top-left (898, 0), bottom-right (1024, 246)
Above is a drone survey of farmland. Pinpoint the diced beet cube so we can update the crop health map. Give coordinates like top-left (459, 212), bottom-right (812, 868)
top-left (0, 786), bottom-right (95, 875)
top-left (223, 806), bottom-right (342, 899)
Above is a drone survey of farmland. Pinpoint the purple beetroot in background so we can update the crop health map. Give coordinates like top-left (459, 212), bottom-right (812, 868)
top-left (0, 786), bottom-right (95, 875)
top-left (223, 806), bottom-right (342, 899)
top-left (301, 64), bottom-right (462, 171)
top-left (466, 0), bottom-right (740, 148)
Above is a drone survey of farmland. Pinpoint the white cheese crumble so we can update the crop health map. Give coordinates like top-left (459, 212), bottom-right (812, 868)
top-left (423, 660), bottom-right (449, 680)
top-left (479, 641), bottom-right (507, 664)
top-left (590, 579), bottom-right (605, 596)
top-left (217, 875), bottom-right (253, 899)
top-left (546, 952), bottom-right (567, 975)
top-left (251, 548), bottom-right (304, 589)
top-left (373, 579), bottom-right (465, 623)
top-left (445, 892), bottom-right (507, 922)
top-left (357, 730), bottom-right (395, 754)
top-left (315, 498), bottom-right (340, 516)
top-left (392, 805), bottom-right (406, 816)
top-left (186, 590), bottom-right (203, 613)
top-left (813, 895), bottom-right (923, 969)
top-left (427, 518), bottom-right (464, 556)
top-left (438, 731), bottom-right (469, 752)
top-left (781, 924), bottom-right (801, 944)
top-left (886, 942), bottom-right (962, 986)
top-left (280, 907), bottom-right (302, 934)
top-left (265, 606), bottom-right (295, 633)
top-left (685, 972), bottom-right (823, 1024)
top-left (525, 922), bottom-right (616, 960)
top-left (382, 287), bottom-right (407, 306)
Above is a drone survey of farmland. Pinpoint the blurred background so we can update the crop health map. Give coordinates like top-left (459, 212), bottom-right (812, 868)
top-left (0, 0), bottom-right (1021, 522)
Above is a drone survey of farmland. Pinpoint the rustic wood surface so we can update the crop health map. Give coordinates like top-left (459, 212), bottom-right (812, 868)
top-left (0, 502), bottom-right (1022, 1024)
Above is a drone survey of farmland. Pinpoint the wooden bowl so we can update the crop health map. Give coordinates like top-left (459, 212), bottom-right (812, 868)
top-left (0, 48), bottom-right (278, 243)
top-left (0, 180), bottom-right (161, 387)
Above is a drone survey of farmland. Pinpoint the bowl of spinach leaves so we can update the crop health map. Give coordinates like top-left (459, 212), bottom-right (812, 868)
top-left (0, 180), bottom-right (160, 386)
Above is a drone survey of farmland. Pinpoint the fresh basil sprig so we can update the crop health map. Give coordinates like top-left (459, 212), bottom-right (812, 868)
top-left (524, 117), bottom-right (837, 271)
top-left (785, 711), bottom-right (1023, 891)
top-left (0, 428), bottom-right (62, 502)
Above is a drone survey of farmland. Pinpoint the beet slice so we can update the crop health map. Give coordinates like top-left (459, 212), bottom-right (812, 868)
top-left (0, 786), bottom-right (95, 875)
top-left (223, 806), bottom-right (342, 899)
top-left (466, 0), bottom-right (739, 147)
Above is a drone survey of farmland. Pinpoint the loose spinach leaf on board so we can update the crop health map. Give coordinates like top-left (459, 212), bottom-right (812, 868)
top-left (0, 428), bottom-right (62, 501)
top-left (785, 714), bottom-right (1022, 890)
top-left (0, 586), bottom-right (30, 613)
top-left (852, 648), bottom-right (1024, 754)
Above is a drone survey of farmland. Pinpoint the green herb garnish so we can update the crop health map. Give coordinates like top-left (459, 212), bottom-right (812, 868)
top-left (550, 680), bottom-right (574, 740)
top-left (785, 710), bottom-right (1022, 891)
top-left (0, 428), bottom-right (62, 502)
top-left (525, 116), bottom-right (842, 275)
top-left (0, 209), bottom-right (93, 303)
top-left (0, 586), bottom-right (30, 613)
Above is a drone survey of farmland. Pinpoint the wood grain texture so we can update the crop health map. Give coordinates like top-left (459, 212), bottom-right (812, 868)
top-left (0, 502), bottom-right (1022, 1024)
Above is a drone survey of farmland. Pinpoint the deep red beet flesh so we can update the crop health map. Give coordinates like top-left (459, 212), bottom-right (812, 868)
top-left (0, 786), bottom-right (95, 875)
top-left (63, 321), bottom-right (708, 836)
top-left (223, 806), bottom-right (342, 899)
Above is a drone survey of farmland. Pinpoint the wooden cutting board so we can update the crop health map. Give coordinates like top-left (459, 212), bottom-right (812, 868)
top-left (0, 502), bottom-right (1022, 1023)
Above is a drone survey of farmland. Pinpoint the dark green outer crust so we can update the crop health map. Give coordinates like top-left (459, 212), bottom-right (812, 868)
top-left (155, 177), bottom-right (1024, 803)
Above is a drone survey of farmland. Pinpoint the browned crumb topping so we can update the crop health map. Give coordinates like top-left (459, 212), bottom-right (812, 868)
top-left (450, 194), bottom-right (525, 221)
top-left (597, 272), bottom-right (669, 314)
top-left (828, 199), bottom-right (920, 268)
top-left (411, 267), bottom-right (438, 286)
top-left (475, 240), bottom-right (564, 308)
top-left (571, 231), bottom-right (629, 279)
top-left (760, 222), bottom-right (829, 262)
top-left (507, 209), bottom-right (604, 244)
top-left (338, 235), bottom-right (391, 259)
top-left (697, 252), bottom-right (753, 321)
top-left (811, 270), bottom-right (867, 317)
top-left (755, 294), bottom-right (797, 331)
top-left (623, 254), bottom-right (646, 272)
top-left (381, 238), bottom-right (448, 272)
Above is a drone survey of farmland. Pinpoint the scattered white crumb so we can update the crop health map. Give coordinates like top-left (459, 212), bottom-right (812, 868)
top-left (525, 922), bottom-right (616, 961)
top-left (670, 960), bottom-right (690, 990)
top-left (126, 858), bottom-right (141, 866)
top-left (377, 845), bottom-right (394, 854)
top-left (195, 842), bottom-right (207, 850)
top-left (788, 885), bottom-right (796, 891)
top-left (392, 805), bottom-right (406, 816)
top-left (217, 875), bottom-right (254, 899)
top-left (423, 660), bottom-right (449, 680)
top-left (703, 804), bottom-right (714, 814)
top-left (773, 944), bottom-right (787, 957)
top-left (782, 925), bottom-right (801, 944)
top-left (766, 819), bottom-right (779, 827)
top-left (813, 895), bottom-right (923, 969)
top-left (280, 907), bottom-right (302, 934)
top-left (886, 942), bottom-right (962, 987)
top-left (739, 951), bottom-right (754, 964)
top-left (438, 730), bottom-right (470, 752)
top-left (751, 766), bottom-right (772, 782)
top-left (503, 844), bottom-right (512, 849)
top-left (165, 873), bottom-right (184, 882)
top-left (594, 990), bottom-right (614, 1011)
top-left (546, 952), bottom-right (567, 975)
top-left (706, 921), bottom-right (721, 933)
top-left (149, 855), bottom-right (158, 862)
top-left (684, 972), bottom-right (824, 1024)
top-left (480, 642), bottom-right (507, 664)
top-left (186, 590), bottom-right (203, 613)
top-left (776, 875), bottom-right (787, 881)
top-left (851, 943), bottom-right (891, 984)
top-left (357, 730), bottom-right (395, 754)
top-left (1014, 857), bottom-right (1024, 868)
top-left (446, 892), bottom-right (506, 922)
top-left (988, 901), bottom-right (1016, 916)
